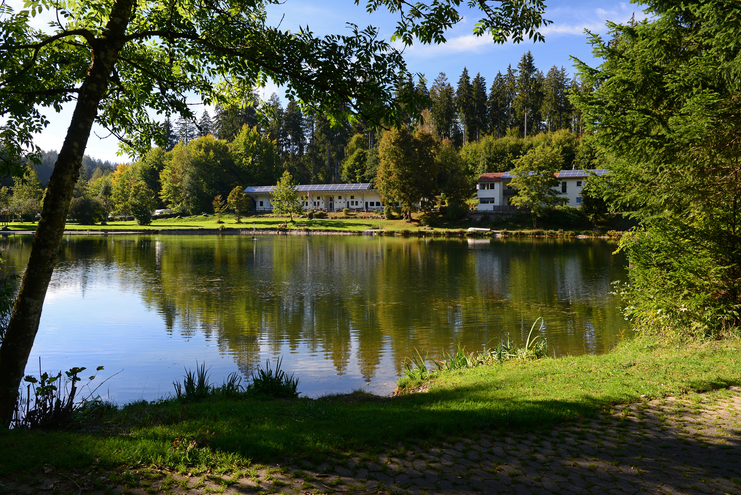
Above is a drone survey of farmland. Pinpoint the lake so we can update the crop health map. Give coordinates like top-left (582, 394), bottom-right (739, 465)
top-left (2, 234), bottom-right (630, 404)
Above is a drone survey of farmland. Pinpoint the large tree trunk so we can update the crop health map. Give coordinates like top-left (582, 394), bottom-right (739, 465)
top-left (0, 0), bottom-right (134, 427)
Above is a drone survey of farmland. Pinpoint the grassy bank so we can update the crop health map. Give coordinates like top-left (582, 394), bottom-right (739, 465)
top-left (1, 336), bottom-right (739, 482)
top-left (2, 210), bottom-right (625, 237)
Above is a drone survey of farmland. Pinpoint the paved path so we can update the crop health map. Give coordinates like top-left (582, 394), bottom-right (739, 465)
top-left (4, 387), bottom-right (740, 494)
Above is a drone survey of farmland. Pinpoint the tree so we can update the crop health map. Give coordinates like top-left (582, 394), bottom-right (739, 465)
top-left (508, 145), bottom-right (567, 227)
top-left (487, 72), bottom-right (507, 137)
top-left (0, 0), bottom-right (549, 428)
top-left (455, 68), bottom-right (473, 145)
top-left (229, 125), bottom-right (280, 187)
top-left (376, 127), bottom-right (439, 217)
top-left (162, 118), bottom-right (178, 152)
top-left (227, 186), bottom-right (252, 223)
top-left (471, 73), bottom-right (488, 141)
top-left (177, 116), bottom-right (199, 145)
top-left (181, 136), bottom-right (235, 214)
top-left (436, 139), bottom-right (472, 219)
top-left (110, 164), bottom-right (135, 216)
top-left (68, 197), bottom-right (106, 225)
top-left (271, 171), bottom-right (303, 221)
top-left (341, 133), bottom-right (369, 183)
top-left (513, 51), bottom-right (543, 138)
top-left (212, 194), bottom-right (227, 222)
top-left (129, 181), bottom-right (156, 225)
top-left (159, 142), bottom-right (190, 212)
top-left (10, 166), bottom-right (43, 221)
top-left (198, 110), bottom-right (214, 138)
top-left (429, 73), bottom-right (457, 141)
top-left (570, 0), bottom-right (741, 337)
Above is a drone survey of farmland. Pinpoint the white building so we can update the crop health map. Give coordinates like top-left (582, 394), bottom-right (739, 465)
top-left (245, 183), bottom-right (384, 212)
top-left (476, 169), bottom-right (610, 211)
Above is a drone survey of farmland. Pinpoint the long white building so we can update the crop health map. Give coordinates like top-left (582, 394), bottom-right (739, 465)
top-left (244, 183), bottom-right (384, 212)
top-left (476, 169), bottom-right (609, 211)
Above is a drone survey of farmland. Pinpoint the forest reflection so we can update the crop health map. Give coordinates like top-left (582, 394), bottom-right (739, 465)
top-left (2, 234), bottom-right (630, 400)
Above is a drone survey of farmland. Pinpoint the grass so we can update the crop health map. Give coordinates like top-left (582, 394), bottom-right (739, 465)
top-left (0, 335), bottom-right (739, 480)
top-left (0, 210), bottom-right (625, 236)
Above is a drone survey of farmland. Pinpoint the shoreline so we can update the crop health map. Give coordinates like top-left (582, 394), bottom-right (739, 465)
top-left (2, 228), bottom-right (620, 239)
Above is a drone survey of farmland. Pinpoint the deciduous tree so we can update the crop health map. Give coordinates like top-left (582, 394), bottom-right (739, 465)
top-left (508, 145), bottom-right (566, 227)
top-left (227, 186), bottom-right (252, 223)
top-left (376, 127), bottom-right (439, 217)
top-left (271, 171), bottom-right (303, 221)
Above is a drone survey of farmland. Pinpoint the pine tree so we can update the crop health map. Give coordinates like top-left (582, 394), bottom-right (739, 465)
top-left (429, 72), bottom-right (457, 142)
top-left (213, 92), bottom-right (259, 141)
top-left (513, 51), bottom-right (542, 138)
top-left (471, 73), bottom-right (488, 141)
top-left (198, 110), bottom-right (214, 137)
top-left (176, 116), bottom-right (198, 144)
top-left (542, 66), bottom-right (570, 132)
top-left (283, 99), bottom-right (305, 169)
top-left (455, 68), bottom-right (473, 144)
top-left (487, 72), bottom-right (507, 137)
top-left (504, 65), bottom-right (518, 131)
top-left (162, 118), bottom-right (178, 151)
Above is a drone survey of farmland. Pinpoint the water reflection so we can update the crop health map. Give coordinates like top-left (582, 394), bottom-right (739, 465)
top-left (2, 234), bottom-right (630, 403)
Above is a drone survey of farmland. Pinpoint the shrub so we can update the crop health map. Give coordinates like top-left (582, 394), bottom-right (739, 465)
top-left (314, 210), bottom-right (327, 219)
top-left (383, 205), bottom-right (394, 219)
top-left (445, 201), bottom-right (468, 220)
top-left (419, 215), bottom-right (437, 227)
top-left (307, 210), bottom-right (315, 219)
top-left (68, 197), bottom-right (105, 225)
top-left (342, 208), bottom-right (351, 216)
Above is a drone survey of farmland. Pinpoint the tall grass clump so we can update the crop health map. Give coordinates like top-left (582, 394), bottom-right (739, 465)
top-left (173, 361), bottom-right (244, 402)
top-left (247, 357), bottom-right (299, 398)
top-left (399, 318), bottom-right (549, 388)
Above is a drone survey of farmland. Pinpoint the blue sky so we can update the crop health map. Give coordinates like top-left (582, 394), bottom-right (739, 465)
top-left (9, 0), bottom-right (648, 164)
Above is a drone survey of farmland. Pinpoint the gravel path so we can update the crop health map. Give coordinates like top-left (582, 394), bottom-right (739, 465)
top-left (3, 387), bottom-right (740, 494)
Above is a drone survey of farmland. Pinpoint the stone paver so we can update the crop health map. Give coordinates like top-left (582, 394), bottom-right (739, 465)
top-left (2, 387), bottom-right (740, 494)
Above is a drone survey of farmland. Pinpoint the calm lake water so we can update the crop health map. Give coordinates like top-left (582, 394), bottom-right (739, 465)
top-left (3, 234), bottom-right (630, 404)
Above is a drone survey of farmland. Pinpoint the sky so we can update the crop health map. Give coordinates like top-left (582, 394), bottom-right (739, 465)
top-left (6, 0), bottom-right (649, 164)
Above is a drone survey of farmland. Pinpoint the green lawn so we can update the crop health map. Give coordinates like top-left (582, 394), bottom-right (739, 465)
top-left (3, 213), bottom-right (477, 233)
top-left (1, 335), bottom-right (739, 479)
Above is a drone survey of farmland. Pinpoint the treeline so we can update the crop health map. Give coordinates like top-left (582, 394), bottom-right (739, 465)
top-left (7, 51), bottom-right (608, 225)
top-left (157, 50), bottom-right (597, 185)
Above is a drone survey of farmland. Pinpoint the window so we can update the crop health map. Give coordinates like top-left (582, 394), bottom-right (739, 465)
top-left (576, 197), bottom-right (582, 204)
top-left (259, 201), bottom-right (263, 206)
top-left (350, 195), bottom-right (355, 199)
top-left (561, 182), bottom-right (567, 193)
top-left (576, 181), bottom-right (582, 187)
top-left (338, 195), bottom-right (342, 199)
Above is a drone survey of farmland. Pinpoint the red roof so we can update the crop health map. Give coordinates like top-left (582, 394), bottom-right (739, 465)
top-left (477, 172), bottom-right (506, 183)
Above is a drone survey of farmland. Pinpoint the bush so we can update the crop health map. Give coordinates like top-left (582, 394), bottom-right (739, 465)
top-left (307, 210), bottom-right (315, 219)
top-left (314, 210), bottom-right (327, 219)
top-left (383, 205), bottom-right (394, 219)
top-left (445, 201), bottom-right (468, 220)
top-left (68, 197), bottom-right (105, 225)
top-left (342, 208), bottom-right (351, 216)
top-left (419, 214), bottom-right (437, 227)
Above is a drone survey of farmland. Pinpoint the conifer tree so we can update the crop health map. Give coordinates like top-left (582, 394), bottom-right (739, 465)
top-left (430, 73), bottom-right (457, 141)
top-left (455, 68), bottom-right (474, 144)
